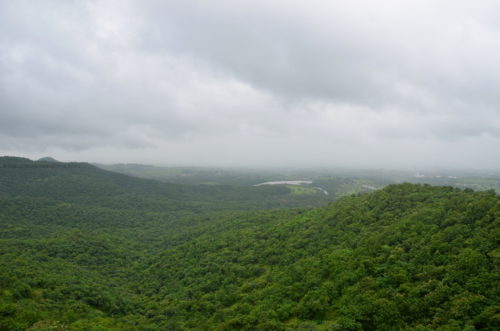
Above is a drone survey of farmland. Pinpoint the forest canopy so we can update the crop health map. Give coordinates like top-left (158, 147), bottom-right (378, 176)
top-left (0, 157), bottom-right (498, 330)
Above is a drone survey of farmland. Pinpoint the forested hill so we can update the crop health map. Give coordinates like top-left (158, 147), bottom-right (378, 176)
top-left (0, 165), bottom-right (498, 330)
top-left (140, 184), bottom-right (499, 330)
top-left (0, 156), bottom-right (329, 211)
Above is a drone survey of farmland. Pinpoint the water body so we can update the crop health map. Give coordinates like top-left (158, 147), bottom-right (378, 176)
top-left (254, 180), bottom-right (330, 195)
top-left (254, 180), bottom-right (313, 186)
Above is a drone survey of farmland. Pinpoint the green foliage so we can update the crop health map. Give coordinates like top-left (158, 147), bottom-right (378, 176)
top-left (0, 158), bottom-right (499, 329)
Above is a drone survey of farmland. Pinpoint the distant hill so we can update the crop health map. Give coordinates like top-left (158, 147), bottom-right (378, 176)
top-left (0, 156), bottom-right (330, 212)
top-left (38, 156), bottom-right (59, 162)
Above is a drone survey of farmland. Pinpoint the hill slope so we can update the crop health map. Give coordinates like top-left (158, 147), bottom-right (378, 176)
top-left (0, 159), bottom-right (498, 330)
top-left (0, 157), bottom-right (330, 211)
top-left (140, 184), bottom-right (499, 330)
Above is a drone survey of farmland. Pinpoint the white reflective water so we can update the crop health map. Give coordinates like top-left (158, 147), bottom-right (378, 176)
top-left (254, 180), bottom-right (313, 186)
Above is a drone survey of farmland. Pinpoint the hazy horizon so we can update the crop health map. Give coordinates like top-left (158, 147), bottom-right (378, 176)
top-left (1, 1), bottom-right (500, 169)
top-left (4, 154), bottom-right (500, 176)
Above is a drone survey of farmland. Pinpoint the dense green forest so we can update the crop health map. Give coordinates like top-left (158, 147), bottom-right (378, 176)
top-left (1, 157), bottom-right (499, 330)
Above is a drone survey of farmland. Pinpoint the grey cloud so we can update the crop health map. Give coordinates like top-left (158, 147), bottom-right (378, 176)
top-left (139, 1), bottom-right (387, 105)
top-left (0, 0), bottom-right (499, 168)
top-left (138, 1), bottom-right (500, 109)
top-left (0, 1), bottom-right (192, 150)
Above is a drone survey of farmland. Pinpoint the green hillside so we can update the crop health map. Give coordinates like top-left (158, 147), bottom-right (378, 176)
top-left (0, 158), bottom-right (498, 330)
top-left (0, 157), bottom-right (330, 211)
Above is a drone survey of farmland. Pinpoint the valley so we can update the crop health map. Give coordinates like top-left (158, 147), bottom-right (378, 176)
top-left (0, 157), bottom-right (498, 330)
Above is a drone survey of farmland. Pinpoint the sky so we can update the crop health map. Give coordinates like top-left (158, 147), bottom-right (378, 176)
top-left (1, 0), bottom-right (499, 169)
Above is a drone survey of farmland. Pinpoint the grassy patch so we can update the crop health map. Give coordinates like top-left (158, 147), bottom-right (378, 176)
top-left (287, 185), bottom-right (319, 195)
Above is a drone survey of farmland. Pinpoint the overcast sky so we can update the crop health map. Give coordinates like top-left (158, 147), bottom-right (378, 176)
top-left (1, 0), bottom-right (499, 169)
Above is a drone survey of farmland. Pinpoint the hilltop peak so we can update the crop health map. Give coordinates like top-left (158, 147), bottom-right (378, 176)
top-left (38, 156), bottom-right (59, 162)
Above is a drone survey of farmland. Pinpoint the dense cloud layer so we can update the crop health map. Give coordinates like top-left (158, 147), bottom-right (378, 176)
top-left (1, 0), bottom-right (499, 168)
